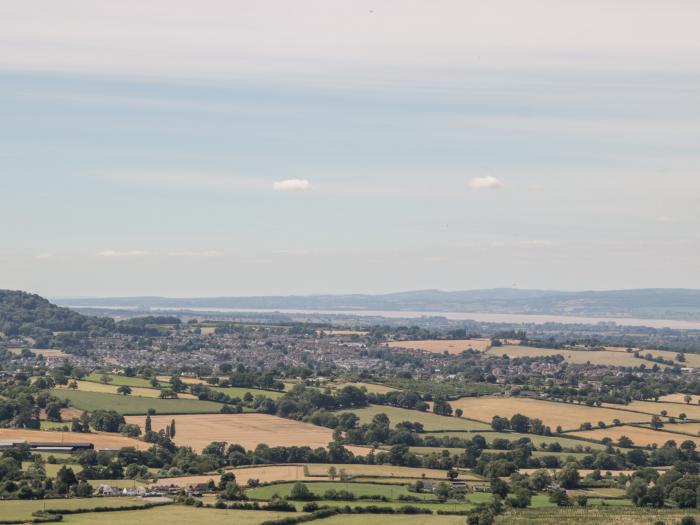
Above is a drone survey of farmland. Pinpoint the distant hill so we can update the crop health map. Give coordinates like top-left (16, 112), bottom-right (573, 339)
top-left (55, 288), bottom-right (700, 321)
top-left (0, 289), bottom-right (113, 338)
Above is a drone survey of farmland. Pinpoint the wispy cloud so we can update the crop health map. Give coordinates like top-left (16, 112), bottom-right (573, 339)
top-left (35, 252), bottom-right (52, 260)
top-left (468, 176), bottom-right (503, 190)
top-left (167, 250), bottom-right (222, 257)
top-left (95, 250), bottom-right (147, 257)
top-left (273, 179), bottom-right (311, 191)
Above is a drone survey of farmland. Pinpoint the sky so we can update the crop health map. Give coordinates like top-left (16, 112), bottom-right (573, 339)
top-left (1, 0), bottom-right (699, 297)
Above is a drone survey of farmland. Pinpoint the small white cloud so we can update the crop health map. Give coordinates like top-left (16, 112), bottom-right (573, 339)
top-left (468, 176), bottom-right (503, 190)
top-left (35, 252), bottom-right (52, 260)
top-left (657, 216), bottom-right (674, 223)
top-left (168, 250), bottom-right (222, 257)
top-left (273, 179), bottom-right (311, 191)
top-left (95, 250), bottom-right (147, 257)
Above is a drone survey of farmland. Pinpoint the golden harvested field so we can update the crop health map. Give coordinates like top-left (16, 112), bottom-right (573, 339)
top-left (158, 465), bottom-right (317, 486)
top-left (569, 425), bottom-right (700, 447)
top-left (156, 375), bottom-right (206, 385)
top-left (603, 400), bottom-right (700, 419)
top-left (488, 345), bottom-right (659, 367)
top-left (448, 397), bottom-right (646, 430)
top-left (303, 463), bottom-right (481, 480)
top-left (658, 393), bottom-right (700, 404)
top-left (124, 413), bottom-right (367, 454)
top-left (9, 347), bottom-right (69, 358)
top-left (651, 421), bottom-right (700, 435)
top-left (0, 428), bottom-right (148, 450)
top-left (333, 382), bottom-right (398, 394)
top-left (387, 338), bottom-right (491, 354)
top-left (56, 380), bottom-right (197, 399)
top-left (609, 347), bottom-right (700, 368)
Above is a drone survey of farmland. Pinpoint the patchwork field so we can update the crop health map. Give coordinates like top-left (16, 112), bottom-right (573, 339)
top-left (448, 397), bottom-right (647, 430)
top-left (569, 425), bottom-right (700, 447)
top-left (56, 380), bottom-right (197, 399)
top-left (60, 506), bottom-right (297, 525)
top-left (125, 413), bottom-right (350, 452)
top-left (52, 388), bottom-right (224, 414)
top-left (496, 507), bottom-right (700, 525)
top-left (387, 338), bottom-right (491, 354)
top-left (0, 427), bottom-right (149, 450)
top-left (339, 404), bottom-right (491, 431)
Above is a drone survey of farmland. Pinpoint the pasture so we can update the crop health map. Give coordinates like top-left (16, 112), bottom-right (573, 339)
top-left (496, 507), bottom-right (700, 525)
top-left (387, 338), bottom-right (491, 354)
top-left (124, 413), bottom-right (344, 452)
top-left (310, 515), bottom-right (467, 525)
top-left (303, 463), bottom-right (481, 480)
top-left (339, 404), bottom-right (491, 431)
top-left (421, 431), bottom-right (607, 450)
top-left (246, 481), bottom-right (434, 500)
top-left (569, 425), bottom-right (700, 447)
top-left (210, 385), bottom-right (285, 399)
top-left (0, 497), bottom-right (150, 521)
top-left (61, 506), bottom-right (297, 525)
top-left (84, 373), bottom-right (158, 388)
top-left (52, 388), bottom-right (224, 414)
top-left (0, 428), bottom-right (148, 450)
top-left (448, 396), bottom-right (647, 430)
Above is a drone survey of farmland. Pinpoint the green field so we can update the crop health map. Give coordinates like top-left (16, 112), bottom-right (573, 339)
top-left (23, 461), bottom-right (83, 477)
top-left (51, 389), bottom-right (225, 414)
top-left (290, 499), bottom-right (476, 512)
top-left (247, 481), bottom-right (437, 501)
top-left (496, 506), bottom-right (698, 525)
top-left (405, 446), bottom-right (589, 459)
top-left (210, 385), bottom-right (285, 399)
top-left (316, 516), bottom-right (466, 525)
top-left (61, 505), bottom-right (298, 525)
top-left (421, 431), bottom-right (606, 450)
top-left (338, 405), bottom-right (491, 431)
top-left (0, 497), bottom-right (151, 521)
top-left (84, 373), bottom-right (161, 388)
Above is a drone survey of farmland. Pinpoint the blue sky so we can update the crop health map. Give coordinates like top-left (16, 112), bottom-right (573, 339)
top-left (1, 0), bottom-right (699, 296)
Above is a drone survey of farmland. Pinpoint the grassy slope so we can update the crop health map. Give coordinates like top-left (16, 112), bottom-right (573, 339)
top-left (338, 405), bottom-right (491, 431)
top-left (50, 388), bottom-right (224, 414)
